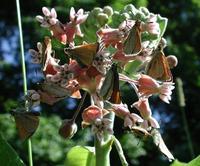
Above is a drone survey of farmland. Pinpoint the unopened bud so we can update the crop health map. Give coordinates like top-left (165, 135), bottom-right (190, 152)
top-left (159, 38), bottom-right (167, 49)
top-left (92, 7), bottom-right (103, 16)
top-left (124, 4), bottom-right (137, 14)
top-left (139, 7), bottom-right (149, 16)
top-left (121, 13), bottom-right (130, 20)
top-left (59, 119), bottom-right (77, 139)
top-left (167, 55), bottom-right (178, 69)
top-left (103, 6), bottom-right (113, 17)
top-left (97, 13), bottom-right (108, 26)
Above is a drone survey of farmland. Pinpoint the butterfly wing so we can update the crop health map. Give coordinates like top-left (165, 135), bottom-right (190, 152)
top-left (146, 50), bottom-right (172, 81)
top-left (124, 21), bottom-right (142, 55)
top-left (99, 66), bottom-right (114, 100)
top-left (65, 43), bottom-right (99, 66)
top-left (11, 111), bottom-right (40, 140)
top-left (40, 82), bottom-right (70, 98)
top-left (109, 65), bottom-right (121, 104)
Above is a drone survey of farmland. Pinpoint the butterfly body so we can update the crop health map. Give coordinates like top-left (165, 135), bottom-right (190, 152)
top-left (11, 110), bottom-right (40, 140)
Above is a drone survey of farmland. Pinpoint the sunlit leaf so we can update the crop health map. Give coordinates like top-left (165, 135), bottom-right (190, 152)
top-left (171, 155), bottom-right (200, 166)
top-left (65, 146), bottom-right (95, 166)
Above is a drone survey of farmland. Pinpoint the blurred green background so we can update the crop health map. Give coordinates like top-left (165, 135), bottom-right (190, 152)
top-left (0, 0), bottom-right (200, 165)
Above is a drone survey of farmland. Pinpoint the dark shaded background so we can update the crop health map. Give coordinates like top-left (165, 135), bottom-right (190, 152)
top-left (0, 0), bottom-right (200, 165)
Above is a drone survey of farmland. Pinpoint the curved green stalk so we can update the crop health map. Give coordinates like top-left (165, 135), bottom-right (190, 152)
top-left (176, 78), bottom-right (195, 159)
top-left (16, 0), bottom-right (33, 166)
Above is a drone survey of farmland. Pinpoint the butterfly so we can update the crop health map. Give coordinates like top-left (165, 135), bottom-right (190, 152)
top-left (36, 81), bottom-right (81, 105)
top-left (10, 110), bottom-right (40, 140)
top-left (123, 20), bottom-right (142, 55)
top-left (146, 46), bottom-right (172, 82)
top-left (64, 42), bottom-right (100, 67)
top-left (100, 64), bottom-right (121, 104)
top-left (38, 82), bottom-right (71, 98)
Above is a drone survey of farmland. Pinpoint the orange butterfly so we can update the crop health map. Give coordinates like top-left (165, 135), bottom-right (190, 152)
top-left (123, 20), bottom-right (142, 55)
top-left (64, 42), bottom-right (100, 66)
top-left (100, 64), bottom-right (121, 104)
top-left (146, 46), bottom-right (172, 82)
top-left (11, 110), bottom-right (40, 140)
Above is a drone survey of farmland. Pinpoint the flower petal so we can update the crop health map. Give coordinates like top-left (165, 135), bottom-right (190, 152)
top-left (77, 8), bottom-right (83, 15)
top-left (70, 7), bottom-right (76, 21)
top-left (51, 8), bottom-right (57, 18)
top-left (76, 14), bottom-right (88, 24)
top-left (149, 117), bottom-right (160, 128)
top-left (42, 7), bottom-right (51, 16)
top-left (35, 15), bottom-right (44, 23)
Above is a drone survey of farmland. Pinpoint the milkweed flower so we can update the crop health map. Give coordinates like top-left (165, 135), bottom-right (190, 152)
top-left (91, 118), bottom-right (113, 142)
top-left (36, 7), bottom-right (58, 27)
top-left (108, 102), bottom-right (143, 128)
top-left (131, 98), bottom-right (160, 129)
top-left (137, 74), bottom-right (175, 104)
top-left (97, 27), bottom-right (124, 47)
top-left (141, 15), bottom-right (160, 35)
top-left (132, 98), bottom-right (151, 119)
top-left (64, 7), bottom-right (88, 45)
top-left (36, 7), bottom-right (67, 44)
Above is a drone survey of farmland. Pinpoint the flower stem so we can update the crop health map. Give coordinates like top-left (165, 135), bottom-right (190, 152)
top-left (94, 111), bottom-right (115, 166)
top-left (113, 136), bottom-right (128, 166)
top-left (16, 0), bottom-right (33, 166)
top-left (95, 137), bottom-right (111, 166)
top-left (176, 78), bottom-right (195, 159)
top-left (72, 91), bottom-right (87, 122)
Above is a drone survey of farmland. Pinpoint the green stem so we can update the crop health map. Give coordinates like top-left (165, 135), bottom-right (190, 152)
top-left (16, 0), bottom-right (33, 166)
top-left (176, 78), bottom-right (195, 159)
top-left (113, 136), bottom-right (128, 166)
top-left (72, 91), bottom-right (87, 122)
top-left (94, 111), bottom-right (115, 166)
top-left (95, 137), bottom-right (111, 166)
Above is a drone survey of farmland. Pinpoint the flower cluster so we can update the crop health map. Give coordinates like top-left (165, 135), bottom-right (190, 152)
top-left (14, 4), bottom-right (177, 161)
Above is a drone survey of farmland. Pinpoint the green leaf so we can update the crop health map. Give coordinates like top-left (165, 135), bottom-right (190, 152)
top-left (188, 156), bottom-right (200, 166)
top-left (157, 15), bottom-right (168, 39)
top-left (123, 60), bottom-right (142, 77)
top-left (170, 155), bottom-right (200, 166)
top-left (154, 15), bottom-right (168, 48)
top-left (65, 146), bottom-right (95, 166)
top-left (0, 133), bottom-right (25, 166)
top-left (170, 160), bottom-right (187, 166)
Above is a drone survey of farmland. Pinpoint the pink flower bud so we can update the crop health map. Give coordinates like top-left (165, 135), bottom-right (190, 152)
top-left (82, 106), bottom-right (103, 124)
top-left (167, 55), bottom-right (178, 69)
top-left (59, 119), bottom-right (77, 139)
top-left (138, 74), bottom-right (160, 96)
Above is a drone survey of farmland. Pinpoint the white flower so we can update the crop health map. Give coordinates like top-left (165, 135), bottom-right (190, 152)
top-left (36, 7), bottom-right (58, 27)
